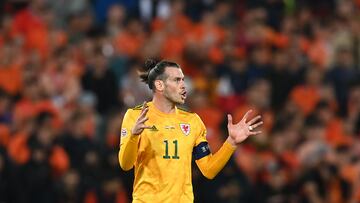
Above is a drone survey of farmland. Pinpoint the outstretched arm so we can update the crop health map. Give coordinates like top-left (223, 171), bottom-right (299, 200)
top-left (119, 102), bottom-right (151, 171)
top-left (195, 139), bottom-right (236, 179)
top-left (195, 110), bottom-right (263, 179)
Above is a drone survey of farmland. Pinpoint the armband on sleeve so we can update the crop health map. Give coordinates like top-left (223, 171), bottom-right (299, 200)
top-left (193, 142), bottom-right (211, 160)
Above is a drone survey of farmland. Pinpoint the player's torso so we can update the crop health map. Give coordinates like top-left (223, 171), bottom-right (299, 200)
top-left (132, 106), bottom-right (199, 203)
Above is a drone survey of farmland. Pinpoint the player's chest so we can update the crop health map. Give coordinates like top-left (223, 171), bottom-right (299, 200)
top-left (141, 119), bottom-right (196, 159)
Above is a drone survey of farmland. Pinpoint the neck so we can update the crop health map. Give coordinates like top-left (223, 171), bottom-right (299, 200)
top-left (152, 94), bottom-right (176, 114)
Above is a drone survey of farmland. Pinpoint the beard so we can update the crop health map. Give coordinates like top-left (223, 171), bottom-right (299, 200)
top-left (163, 89), bottom-right (185, 105)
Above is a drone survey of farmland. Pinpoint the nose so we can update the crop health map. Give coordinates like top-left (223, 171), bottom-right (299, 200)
top-left (180, 80), bottom-right (186, 90)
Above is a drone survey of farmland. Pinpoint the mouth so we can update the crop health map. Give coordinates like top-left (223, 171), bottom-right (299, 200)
top-left (180, 91), bottom-right (187, 100)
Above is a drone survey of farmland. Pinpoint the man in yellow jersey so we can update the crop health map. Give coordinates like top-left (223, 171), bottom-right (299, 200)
top-left (119, 60), bottom-right (263, 203)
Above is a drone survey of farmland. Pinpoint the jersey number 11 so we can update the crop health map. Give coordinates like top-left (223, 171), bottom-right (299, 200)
top-left (163, 140), bottom-right (180, 159)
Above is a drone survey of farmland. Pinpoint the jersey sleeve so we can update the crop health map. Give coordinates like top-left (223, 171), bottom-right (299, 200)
top-left (118, 109), bottom-right (140, 171)
top-left (193, 117), bottom-right (211, 160)
top-left (193, 114), bottom-right (236, 179)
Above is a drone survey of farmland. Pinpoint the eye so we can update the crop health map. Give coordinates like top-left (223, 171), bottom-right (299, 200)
top-left (173, 77), bottom-right (184, 83)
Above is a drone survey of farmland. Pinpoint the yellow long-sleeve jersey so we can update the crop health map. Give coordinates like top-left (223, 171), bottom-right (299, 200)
top-left (119, 102), bottom-right (235, 203)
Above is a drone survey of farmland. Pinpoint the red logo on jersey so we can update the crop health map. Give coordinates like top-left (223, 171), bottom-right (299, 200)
top-left (180, 124), bottom-right (190, 136)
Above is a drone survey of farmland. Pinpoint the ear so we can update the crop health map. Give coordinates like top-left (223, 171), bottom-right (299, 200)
top-left (154, 80), bottom-right (164, 91)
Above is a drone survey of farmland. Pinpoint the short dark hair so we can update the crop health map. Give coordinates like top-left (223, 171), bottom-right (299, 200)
top-left (139, 59), bottom-right (180, 90)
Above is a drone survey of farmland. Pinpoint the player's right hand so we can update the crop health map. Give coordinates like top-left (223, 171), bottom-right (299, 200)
top-left (131, 101), bottom-right (152, 135)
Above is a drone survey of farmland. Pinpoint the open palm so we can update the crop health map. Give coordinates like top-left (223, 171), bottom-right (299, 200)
top-left (227, 110), bottom-right (263, 145)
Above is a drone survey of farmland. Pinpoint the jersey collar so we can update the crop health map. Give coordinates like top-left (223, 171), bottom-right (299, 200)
top-left (148, 101), bottom-right (178, 117)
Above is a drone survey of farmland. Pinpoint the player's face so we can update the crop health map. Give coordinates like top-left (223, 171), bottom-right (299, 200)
top-left (163, 67), bottom-right (186, 104)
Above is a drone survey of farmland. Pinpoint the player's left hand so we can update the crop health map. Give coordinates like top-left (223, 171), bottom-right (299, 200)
top-left (226, 110), bottom-right (263, 147)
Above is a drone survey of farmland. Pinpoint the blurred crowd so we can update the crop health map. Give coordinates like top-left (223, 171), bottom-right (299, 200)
top-left (0, 0), bottom-right (360, 202)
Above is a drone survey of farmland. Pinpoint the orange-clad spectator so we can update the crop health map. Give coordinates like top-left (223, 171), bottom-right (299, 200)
top-left (336, 145), bottom-right (358, 186)
top-left (0, 63), bottom-right (22, 96)
top-left (159, 23), bottom-right (186, 61)
top-left (234, 79), bottom-right (274, 132)
top-left (40, 47), bottom-right (82, 109)
top-left (14, 99), bottom-right (62, 129)
top-left (0, 124), bottom-right (10, 148)
top-left (297, 115), bottom-right (329, 168)
top-left (299, 36), bottom-right (311, 53)
top-left (315, 101), bottom-right (352, 147)
top-left (290, 67), bottom-right (323, 116)
top-left (327, 176), bottom-right (349, 203)
top-left (327, 145), bottom-right (355, 203)
top-left (49, 146), bottom-right (70, 176)
top-left (13, 100), bottom-right (38, 126)
top-left (115, 188), bottom-right (130, 203)
top-left (8, 131), bottom-right (70, 175)
top-left (234, 145), bottom-right (258, 181)
top-left (11, 0), bottom-right (54, 60)
top-left (337, 147), bottom-right (360, 203)
top-left (11, 0), bottom-right (44, 37)
top-left (191, 62), bottom-right (219, 102)
top-left (152, 14), bottom-right (193, 35)
top-left (151, 0), bottom-right (193, 34)
top-left (84, 191), bottom-right (97, 203)
top-left (340, 162), bottom-right (358, 185)
top-left (8, 132), bottom-right (30, 164)
top-left (306, 23), bottom-right (333, 69)
top-left (208, 46), bottom-right (224, 64)
top-left (262, 27), bottom-right (281, 46)
top-left (270, 127), bottom-right (300, 170)
top-left (48, 28), bottom-right (68, 52)
top-left (105, 111), bottom-right (123, 148)
top-left (271, 32), bottom-right (289, 48)
top-left (0, 15), bottom-right (17, 47)
top-left (281, 151), bottom-right (300, 169)
top-left (13, 79), bottom-right (62, 131)
top-left (242, 20), bottom-right (275, 47)
top-left (84, 180), bottom-right (129, 203)
top-left (0, 43), bottom-right (23, 96)
top-left (189, 12), bottom-right (225, 48)
top-left (256, 150), bottom-right (277, 182)
top-left (197, 107), bottom-right (224, 152)
top-left (115, 18), bottom-right (145, 58)
top-left (9, 110), bottom-right (69, 178)
top-left (23, 17), bottom-right (49, 58)
top-left (59, 110), bottom-right (99, 170)
top-left (76, 92), bottom-right (98, 139)
top-left (269, 16), bottom-right (295, 49)
top-left (186, 10), bottom-right (226, 64)
top-left (325, 119), bottom-right (351, 147)
top-left (190, 90), bottom-right (224, 152)
top-left (307, 39), bottom-right (330, 69)
top-left (290, 85), bottom-right (319, 116)
top-left (180, 55), bottom-right (203, 78)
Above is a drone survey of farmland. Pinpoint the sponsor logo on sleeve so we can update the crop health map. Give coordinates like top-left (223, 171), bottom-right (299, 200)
top-left (121, 128), bottom-right (127, 137)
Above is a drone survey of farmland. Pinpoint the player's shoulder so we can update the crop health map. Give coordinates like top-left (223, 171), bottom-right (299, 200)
top-left (177, 106), bottom-right (200, 119)
top-left (129, 101), bottom-right (151, 111)
top-left (177, 106), bottom-right (194, 114)
top-left (131, 103), bottom-right (145, 110)
top-left (124, 102), bottom-right (148, 117)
